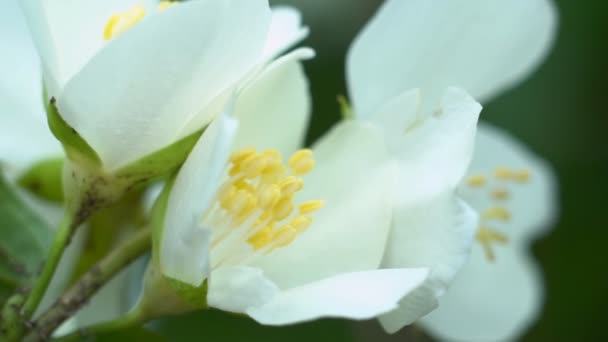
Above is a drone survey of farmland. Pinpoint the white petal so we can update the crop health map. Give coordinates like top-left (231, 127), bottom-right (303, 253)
top-left (368, 88), bottom-right (422, 149)
top-left (19, 0), bottom-right (157, 92)
top-left (207, 266), bottom-right (279, 314)
top-left (378, 195), bottom-right (478, 332)
top-left (421, 239), bottom-right (544, 341)
top-left (261, 6), bottom-right (310, 61)
top-left (161, 113), bottom-right (238, 286)
top-left (391, 88), bottom-right (481, 207)
top-left (232, 48), bottom-right (313, 158)
top-left (460, 123), bottom-right (558, 241)
top-left (347, 0), bottom-right (557, 116)
top-left (252, 120), bottom-right (393, 289)
top-left (0, 0), bottom-right (61, 175)
top-left (247, 268), bottom-right (429, 325)
top-left (57, 0), bottom-right (271, 170)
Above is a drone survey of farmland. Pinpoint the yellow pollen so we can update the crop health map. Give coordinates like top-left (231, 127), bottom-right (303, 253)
top-left (290, 216), bottom-right (313, 233)
top-left (212, 148), bottom-right (323, 254)
top-left (513, 170), bottom-right (531, 183)
top-left (259, 185), bottom-right (281, 210)
top-left (467, 175), bottom-right (487, 187)
top-left (103, 4), bottom-right (146, 40)
top-left (272, 225), bottom-right (298, 248)
top-left (494, 166), bottom-right (514, 180)
top-left (482, 207), bottom-right (511, 222)
top-left (157, 1), bottom-right (175, 11)
top-left (230, 147), bottom-right (257, 165)
top-left (494, 167), bottom-right (531, 183)
top-left (476, 227), bottom-right (509, 262)
top-left (240, 154), bottom-right (268, 179)
top-left (289, 149), bottom-right (315, 175)
top-left (279, 176), bottom-right (304, 196)
top-left (272, 196), bottom-right (294, 221)
top-left (491, 188), bottom-right (510, 200)
top-left (299, 200), bottom-right (325, 214)
top-left (247, 225), bottom-right (274, 250)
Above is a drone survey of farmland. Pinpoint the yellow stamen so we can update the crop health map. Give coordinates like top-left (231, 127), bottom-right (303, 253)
top-left (482, 207), bottom-right (511, 222)
top-left (278, 176), bottom-right (304, 196)
top-left (158, 1), bottom-right (175, 11)
top-left (248, 225), bottom-right (274, 250)
top-left (467, 175), bottom-right (487, 187)
top-left (491, 188), bottom-right (510, 200)
top-left (259, 185), bottom-right (281, 210)
top-left (476, 227), bottom-right (509, 262)
top-left (299, 200), bottom-right (325, 214)
top-left (513, 170), bottom-right (531, 183)
top-left (103, 4), bottom-right (146, 40)
top-left (290, 216), bottom-right (313, 233)
top-left (494, 166), bottom-right (514, 180)
top-left (211, 148), bottom-right (323, 254)
top-left (289, 149), bottom-right (315, 175)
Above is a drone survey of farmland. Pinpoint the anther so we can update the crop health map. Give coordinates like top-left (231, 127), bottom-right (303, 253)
top-left (482, 207), bottom-right (511, 221)
top-left (513, 170), bottom-right (531, 183)
top-left (259, 185), bottom-right (281, 210)
top-left (467, 175), bottom-right (487, 187)
top-left (230, 147), bottom-right (257, 165)
top-left (299, 200), bottom-right (325, 214)
top-left (248, 226), bottom-right (274, 250)
top-left (494, 167), bottom-right (513, 180)
top-left (279, 176), bottom-right (304, 196)
top-left (103, 5), bottom-right (146, 40)
top-left (476, 227), bottom-right (509, 262)
top-left (273, 225), bottom-right (298, 248)
top-left (289, 149), bottom-right (315, 175)
top-left (158, 1), bottom-right (175, 11)
top-left (272, 197), bottom-right (294, 221)
top-left (491, 188), bottom-right (510, 200)
top-left (290, 216), bottom-right (313, 233)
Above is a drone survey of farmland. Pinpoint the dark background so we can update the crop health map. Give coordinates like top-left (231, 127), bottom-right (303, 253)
top-left (159, 1), bottom-right (608, 340)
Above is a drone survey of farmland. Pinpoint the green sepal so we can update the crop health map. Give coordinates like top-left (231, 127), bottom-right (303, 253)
top-left (115, 128), bottom-right (203, 187)
top-left (46, 98), bottom-right (101, 168)
top-left (61, 127), bottom-right (203, 226)
top-left (17, 157), bottom-right (64, 203)
top-left (149, 178), bottom-right (208, 311)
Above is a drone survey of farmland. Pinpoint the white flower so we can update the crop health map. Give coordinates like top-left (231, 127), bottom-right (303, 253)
top-left (155, 51), bottom-right (430, 324)
top-left (20, 0), bottom-right (309, 171)
top-left (311, 0), bottom-right (558, 333)
top-left (420, 123), bottom-right (557, 341)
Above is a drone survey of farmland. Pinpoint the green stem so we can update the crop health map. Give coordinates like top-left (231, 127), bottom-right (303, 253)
top-left (24, 228), bottom-right (151, 341)
top-left (52, 307), bottom-right (146, 342)
top-left (22, 213), bottom-right (76, 319)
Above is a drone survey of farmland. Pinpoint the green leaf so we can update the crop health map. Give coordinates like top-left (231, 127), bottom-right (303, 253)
top-left (0, 174), bottom-right (53, 297)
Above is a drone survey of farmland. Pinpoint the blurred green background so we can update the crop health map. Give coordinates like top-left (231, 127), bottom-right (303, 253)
top-left (157, 0), bottom-right (607, 341)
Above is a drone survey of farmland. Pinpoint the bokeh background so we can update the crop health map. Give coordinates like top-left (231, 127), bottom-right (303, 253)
top-left (156, 0), bottom-right (608, 341)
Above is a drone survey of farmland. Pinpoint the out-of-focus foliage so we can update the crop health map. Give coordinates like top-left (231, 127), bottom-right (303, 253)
top-left (0, 175), bottom-right (53, 303)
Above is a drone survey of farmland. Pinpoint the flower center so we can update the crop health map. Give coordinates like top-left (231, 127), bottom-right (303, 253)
top-left (465, 166), bottom-right (531, 262)
top-left (103, 2), bottom-right (175, 40)
top-left (202, 147), bottom-right (324, 268)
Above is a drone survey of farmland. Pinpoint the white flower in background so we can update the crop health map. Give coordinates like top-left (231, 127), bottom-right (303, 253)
top-left (154, 58), bottom-right (430, 323)
top-left (317, 0), bottom-right (557, 334)
top-left (20, 0), bottom-right (309, 171)
top-left (421, 124), bottom-right (557, 341)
